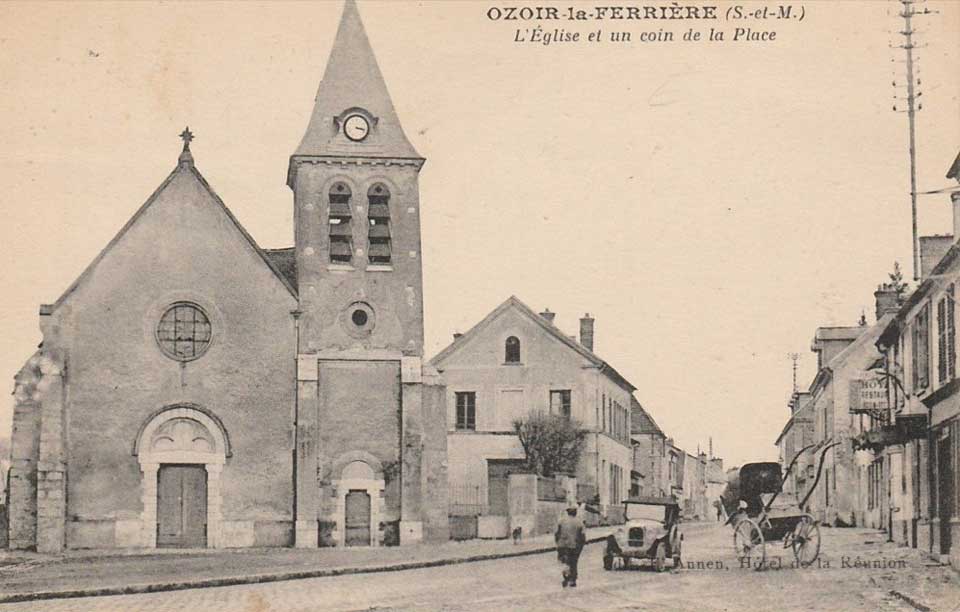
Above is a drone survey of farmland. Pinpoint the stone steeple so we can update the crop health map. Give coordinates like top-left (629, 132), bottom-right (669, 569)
top-left (289, 0), bottom-right (420, 179)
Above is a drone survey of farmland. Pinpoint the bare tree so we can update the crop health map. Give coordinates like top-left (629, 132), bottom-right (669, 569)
top-left (512, 413), bottom-right (587, 477)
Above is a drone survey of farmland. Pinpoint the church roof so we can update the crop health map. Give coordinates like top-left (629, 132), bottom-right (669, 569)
top-left (51, 137), bottom-right (298, 310)
top-left (263, 247), bottom-right (298, 292)
top-left (291, 0), bottom-right (421, 162)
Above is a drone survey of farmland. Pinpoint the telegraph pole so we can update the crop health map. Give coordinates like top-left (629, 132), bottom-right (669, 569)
top-left (892, 0), bottom-right (933, 280)
top-left (788, 352), bottom-right (801, 393)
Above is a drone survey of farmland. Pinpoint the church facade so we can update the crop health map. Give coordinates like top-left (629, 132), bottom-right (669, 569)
top-left (6, 0), bottom-right (448, 552)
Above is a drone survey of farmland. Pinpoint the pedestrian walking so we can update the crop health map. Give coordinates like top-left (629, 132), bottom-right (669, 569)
top-left (555, 504), bottom-right (586, 588)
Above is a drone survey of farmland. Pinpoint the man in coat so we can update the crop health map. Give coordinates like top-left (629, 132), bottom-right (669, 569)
top-left (555, 505), bottom-right (586, 587)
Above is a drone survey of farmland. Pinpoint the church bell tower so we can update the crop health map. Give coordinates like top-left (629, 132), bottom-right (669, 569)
top-left (289, 0), bottom-right (442, 548)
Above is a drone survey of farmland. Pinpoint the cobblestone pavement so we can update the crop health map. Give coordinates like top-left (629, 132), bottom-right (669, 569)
top-left (1, 525), bottom-right (957, 612)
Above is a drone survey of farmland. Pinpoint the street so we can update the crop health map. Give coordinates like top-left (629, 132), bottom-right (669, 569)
top-left (2, 524), bottom-right (956, 612)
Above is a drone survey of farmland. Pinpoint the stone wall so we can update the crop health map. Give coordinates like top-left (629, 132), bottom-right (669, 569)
top-left (15, 166), bottom-right (299, 550)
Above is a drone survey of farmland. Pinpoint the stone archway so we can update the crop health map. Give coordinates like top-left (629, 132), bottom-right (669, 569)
top-left (135, 406), bottom-right (228, 548)
top-left (330, 451), bottom-right (385, 547)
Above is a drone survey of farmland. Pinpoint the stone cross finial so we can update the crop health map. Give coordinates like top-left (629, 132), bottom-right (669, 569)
top-left (180, 127), bottom-right (194, 147)
top-left (178, 127), bottom-right (195, 167)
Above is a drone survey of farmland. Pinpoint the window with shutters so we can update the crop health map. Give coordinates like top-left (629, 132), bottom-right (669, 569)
top-left (328, 182), bottom-right (353, 264)
top-left (367, 183), bottom-right (392, 265)
top-left (938, 286), bottom-right (956, 385)
top-left (912, 305), bottom-right (930, 392)
top-left (550, 389), bottom-right (571, 418)
top-left (455, 392), bottom-right (476, 431)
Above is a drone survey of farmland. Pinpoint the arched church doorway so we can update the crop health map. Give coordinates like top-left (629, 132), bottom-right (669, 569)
top-left (135, 405), bottom-right (229, 548)
top-left (331, 454), bottom-right (385, 547)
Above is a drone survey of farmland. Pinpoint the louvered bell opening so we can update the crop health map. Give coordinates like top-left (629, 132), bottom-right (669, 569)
top-left (329, 221), bottom-right (352, 238)
top-left (368, 223), bottom-right (391, 239)
top-left (368, 240), bottom-right (391, 263)
top-left (330, 239), bottom-right (353, 263)
top-left (368, 203), bottom-right (390, 219)
top-left (330, 201), bottom-right (352, 217)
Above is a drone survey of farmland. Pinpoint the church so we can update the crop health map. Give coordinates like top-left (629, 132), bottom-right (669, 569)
top-left (6, 0), bottom-right (449, 551)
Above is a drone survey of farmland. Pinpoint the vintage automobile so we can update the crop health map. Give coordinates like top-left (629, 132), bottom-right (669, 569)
top-left (603, 496), bottom-right (683, 572)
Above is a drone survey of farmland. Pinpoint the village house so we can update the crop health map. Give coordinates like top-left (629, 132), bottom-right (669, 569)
top-left (630, 397), bottom-right (668, 498)
top-left (868, 152), bottom-right (960, 565)
top-left (775, 391), bottom-right (814, 501)
top-left (6, 0), bottom-right (448, 552)
top-left (429, 297), bottom-right (635, 536)
top-left (666, 439), bottom-right (685, 499)
top-left (704, 452), bottom-right (726, 520)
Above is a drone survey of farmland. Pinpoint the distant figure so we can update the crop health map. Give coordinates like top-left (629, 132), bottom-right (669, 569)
top-left (512, 525), bottom-right (523, 544)
top-left (555, 505), bottom-right (586, 588)
top-left (714, 500), bottom-right (723, 522)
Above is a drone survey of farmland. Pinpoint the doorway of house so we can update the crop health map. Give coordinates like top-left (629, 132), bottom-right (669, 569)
top-left (937, 432), bottom-right (953, 556)
top-left (345, 490), bottom-right (371, 546)
top-left (157, 465), bottom-right (207, 548)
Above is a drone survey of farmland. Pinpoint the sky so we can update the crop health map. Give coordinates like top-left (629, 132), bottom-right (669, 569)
top-left (0, 1), bottom-right (958, 469)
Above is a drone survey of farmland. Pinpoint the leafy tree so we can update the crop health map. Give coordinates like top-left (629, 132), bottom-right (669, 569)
top-left (512, 413), bottom-right (587, 477)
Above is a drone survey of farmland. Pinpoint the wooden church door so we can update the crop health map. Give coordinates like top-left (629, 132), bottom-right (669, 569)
top-left (344, 490), bottom-right (371, 546)
top-left (157, 465), bottom-right (207, 548)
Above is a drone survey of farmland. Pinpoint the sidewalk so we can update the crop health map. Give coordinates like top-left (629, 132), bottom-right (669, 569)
top-left (0, 525), bottom-right (635, 604)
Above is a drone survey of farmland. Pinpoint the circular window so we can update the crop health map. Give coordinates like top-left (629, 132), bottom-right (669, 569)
top-left (156, 302), bottom-right (212, 361)
top-left (342, 301), bottom-right (376, 338)
top-left (352, 309), bottom-right (369, 327)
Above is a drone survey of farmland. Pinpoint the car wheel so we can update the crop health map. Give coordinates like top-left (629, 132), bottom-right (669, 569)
top-left (655, 542), bottom-right (666, 573)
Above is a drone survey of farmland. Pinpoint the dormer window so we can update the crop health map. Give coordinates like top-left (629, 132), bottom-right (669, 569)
top-left (505, 336), bottom-right (521, 364)
top-left (328, 182), bottom-right (353, 264)
top-left (367, 183), bottom-right (391, 265)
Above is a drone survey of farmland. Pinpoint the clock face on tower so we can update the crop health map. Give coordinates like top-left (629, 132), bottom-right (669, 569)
top-left (344, 114), bottom-right (370, 142)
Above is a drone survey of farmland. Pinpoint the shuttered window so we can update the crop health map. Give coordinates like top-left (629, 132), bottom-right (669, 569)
top-left (550, 389), bottom-right (571, 418)
top-left (328, 183), bottom-right (353, 264)
top-left (367, 184), bottom-right (392, 264)
top-left (912, 305), bottom-right (930, 391)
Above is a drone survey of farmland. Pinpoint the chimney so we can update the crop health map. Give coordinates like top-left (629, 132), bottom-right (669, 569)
top-left (453, 332), bottom-right (463, 340)
top-left (580, 313), bottom-right (595, 352)
top-left (920, 235), bottom-right (954, 281)
top-left (539, 308), bottom-right (556, 324)
top-left (874, 284), bottom-right (901, 320)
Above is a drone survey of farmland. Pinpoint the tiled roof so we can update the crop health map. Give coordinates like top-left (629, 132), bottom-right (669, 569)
top-left (630, 396), bottom-right (664, 436)
top-left (263, 248), bottom-right (298, 293)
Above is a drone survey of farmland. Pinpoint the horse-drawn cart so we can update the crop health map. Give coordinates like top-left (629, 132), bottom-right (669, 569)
top-left (720, 440), bottom-right (840, 568)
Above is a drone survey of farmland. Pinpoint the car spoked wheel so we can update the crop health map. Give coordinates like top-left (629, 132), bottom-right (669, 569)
top-left (654, 542), bottom-right (667, 573)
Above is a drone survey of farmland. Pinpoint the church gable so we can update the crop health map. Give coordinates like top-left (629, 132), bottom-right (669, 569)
top-left (52, 147), bottom-right (297, 314)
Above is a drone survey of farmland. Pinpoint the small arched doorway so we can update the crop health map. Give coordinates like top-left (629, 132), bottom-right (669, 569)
top-left (331, 453), bottom-right (385, 547)
top-left (135, 405), bottom-right (228, 548)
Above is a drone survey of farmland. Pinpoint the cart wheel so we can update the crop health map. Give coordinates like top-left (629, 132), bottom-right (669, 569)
top-left (791, 513), bottom-right (821, 567)
top-left (655, 542), bottom-right (667, 573)
top-left (733, 518), bottom-right (766, 570)
top-left (603, 553), bottom-right (614, 571)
